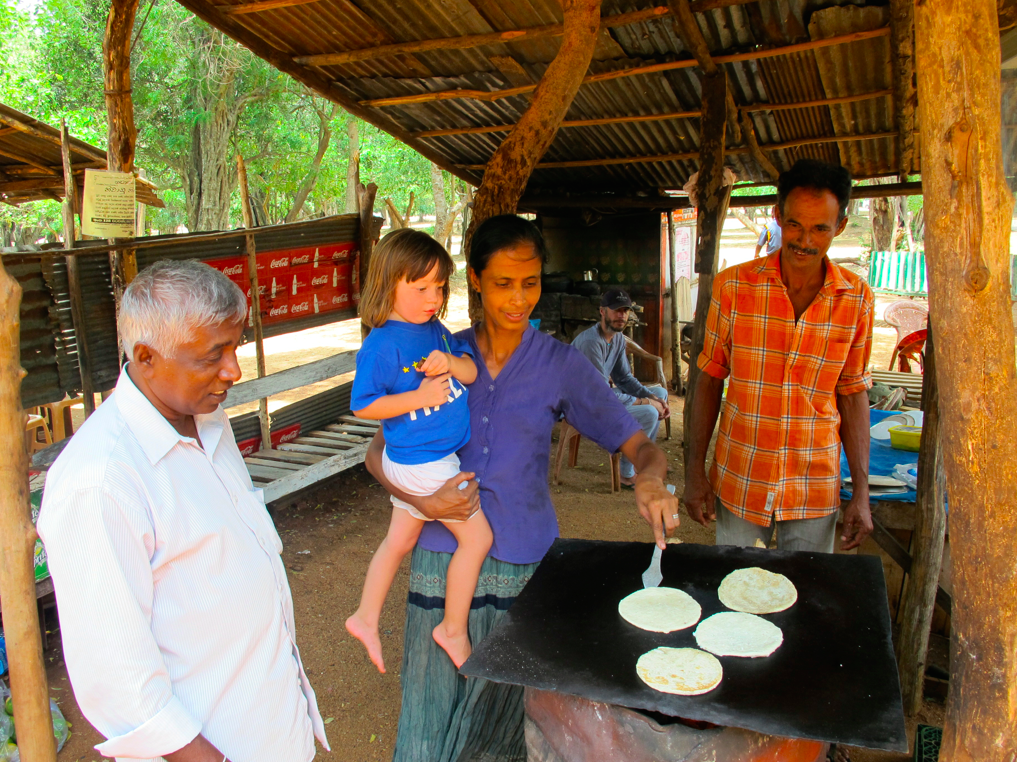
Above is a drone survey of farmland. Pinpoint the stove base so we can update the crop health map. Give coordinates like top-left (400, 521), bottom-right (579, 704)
top-left (524, 688), bottom-right (829, 762)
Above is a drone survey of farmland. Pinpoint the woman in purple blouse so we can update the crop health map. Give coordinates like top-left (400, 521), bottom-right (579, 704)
top-left (364, 215), bottom-right (678, 762)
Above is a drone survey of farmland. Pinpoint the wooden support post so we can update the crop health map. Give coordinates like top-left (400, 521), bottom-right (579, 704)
top-left (889, 0), bottom-right (916, 179)
top-left (915, 0), bottom-right (1017, 757)
top-left (683, 68), bottom-right (729, 461)
top-left (464, 0), bottom-right (602, 321)
top-left (667, 212), bottom-right (682, 394)
top-left (356, 180), bottom-right (378, 340)
top-left (0, 262), bottom-right (57, 762)
top-left (103, 0), bottom-right (140, 315)
top-left (740, 110), bottom-right (781, 182)
top-left (61, 121), bottom-right (95, 417)
top-left (896, 326), bottom-right (946, 717)
top-left (236, 155), bottom-right (271, 453)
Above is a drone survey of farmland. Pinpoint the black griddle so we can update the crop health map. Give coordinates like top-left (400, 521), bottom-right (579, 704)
top-left (460, 539), bottom-right (908, 752)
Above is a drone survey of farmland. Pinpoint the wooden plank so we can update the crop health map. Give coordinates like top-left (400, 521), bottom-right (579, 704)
top-left (248, 449), bottom-right (324, 465)
top-left (333, 424), bottom-right (379, 435)
top-left (224, 0), bottom-right (324, 14)
top-left (243, 457), bottom-right (302, 471)
top-left (338, 415), bottom-right (379, 427)
top-left (278, 442), bottom-right (348, 456)
top-left (222, 350), bottom-right (357, 408)
top-left (246, 463), bottom-right (300, 480)
top-left (302, 431), bottom-right (358, 447)
top-left (323, 425), bottom-right (368, 441)
top-left (293, 436), bottom-right (349, 449)
top-left (262, 447), bottom-right (369, 503)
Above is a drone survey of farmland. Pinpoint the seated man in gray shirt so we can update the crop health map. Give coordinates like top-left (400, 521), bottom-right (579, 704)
top-left (571, 289), bottom-right (670, 487)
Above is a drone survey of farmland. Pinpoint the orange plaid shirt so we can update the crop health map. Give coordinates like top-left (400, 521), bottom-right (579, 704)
top-left (698, 254), bottom-right (874, 526)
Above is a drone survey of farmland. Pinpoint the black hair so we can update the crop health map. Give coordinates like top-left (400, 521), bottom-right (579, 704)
top-left (468, 214), bottom-right (548, 274)
top-left (777, 159), bottom-right (853, 221)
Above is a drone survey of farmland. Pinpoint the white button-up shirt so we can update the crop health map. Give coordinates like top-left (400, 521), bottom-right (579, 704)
top-left (39, 369), bottom-right (329, 762)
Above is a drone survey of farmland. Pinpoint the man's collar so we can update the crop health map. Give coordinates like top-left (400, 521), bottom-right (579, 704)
top-left (757, 252), bottom-right (850, 294)
top-left (115, 368), bottom-right (226, 466)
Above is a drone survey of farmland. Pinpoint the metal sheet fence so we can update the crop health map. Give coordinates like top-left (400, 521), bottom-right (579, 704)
top-left (3, 214), bottom-right (363, 409)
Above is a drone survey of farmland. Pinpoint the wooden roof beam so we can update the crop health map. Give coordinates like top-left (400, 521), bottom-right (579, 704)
top-left (667, 0), bottom-right (741, 143)
top-left (411, 89), bottom-right (892, 138)
top-left (360, 27), bottom-right (891, 108)
top-left (0, 147), bottom-right (60, 176)
top-left (458, 130), bottom-right (898, 170)
top-left (223, 0), bottom-right (324, 15)
top-left (294, 7), bottom-right (671, 67)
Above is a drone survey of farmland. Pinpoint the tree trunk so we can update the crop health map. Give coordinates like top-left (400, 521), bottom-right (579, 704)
top-left (464, 0), bottom-right (602, 320)
top-left (431, 164), bottom-right (449, 247)
top-left (385, 198), bottom-right (407, 229)
top-left (0, 261), bottom-right (57, 762)
top-left (915, 0), bottom-right (1017, 759)
top-left (285, 102), bottom-right (338, 223)
top-left (345, 118), bottom-right (359, 214)
top-left (871, 196), bottom-right (894, 251)
top-left (731, 208), bottom-right (761, 236)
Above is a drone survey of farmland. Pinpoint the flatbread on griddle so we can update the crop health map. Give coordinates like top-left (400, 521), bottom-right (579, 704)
top-left (618, 587), bottom-right (702, 633)
top-left (693, 612), bottom-right (783, 657)
top-left (718, 567), bottom-right (797, 614)
top-left (636, 647), bottom-right (723, 696)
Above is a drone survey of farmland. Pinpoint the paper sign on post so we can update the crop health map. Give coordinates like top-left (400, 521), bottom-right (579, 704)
top-left (82, 169), bottom-right (136, 238)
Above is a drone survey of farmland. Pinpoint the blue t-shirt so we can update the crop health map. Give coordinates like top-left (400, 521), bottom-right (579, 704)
top-left (417, 327), bottom-right (641, 564)
top-left (351, 319), bottom-right (472, 465)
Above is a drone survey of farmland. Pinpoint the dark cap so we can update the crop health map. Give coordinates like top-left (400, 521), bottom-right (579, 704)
top-left (601, 288), bottom-right (632, 310)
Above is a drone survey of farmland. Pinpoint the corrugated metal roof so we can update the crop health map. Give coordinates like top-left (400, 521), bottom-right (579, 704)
top-left (178, 0), bottom-right (910, 193)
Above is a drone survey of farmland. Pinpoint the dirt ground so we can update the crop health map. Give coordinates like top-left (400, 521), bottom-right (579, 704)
top-left (46, 254), bottom-right (938, 760)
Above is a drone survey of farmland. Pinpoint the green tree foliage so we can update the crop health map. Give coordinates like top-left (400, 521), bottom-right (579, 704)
top-left (1, 0), bottom-right (439, 239)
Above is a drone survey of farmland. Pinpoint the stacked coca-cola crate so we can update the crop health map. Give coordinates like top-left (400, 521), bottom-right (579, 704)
top-left (204, 241), bottom-right (358, 327)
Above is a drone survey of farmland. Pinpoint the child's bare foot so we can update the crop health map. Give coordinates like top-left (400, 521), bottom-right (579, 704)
top-left (433, 622), bottom-right (472, 668)
top-left (346, 613), bottom-right (386, 673)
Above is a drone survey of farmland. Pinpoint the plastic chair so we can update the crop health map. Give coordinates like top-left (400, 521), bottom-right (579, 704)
top-left (25, 414), bottom-right (52, 454)
top-left (884, 300), bottom-right (929, 346)
top-left (42, 396), bottom-right (84, 442)
top-left (553, 421), bottom-right (622, 493)
top-left (622, 335), bottom-right (672, 440)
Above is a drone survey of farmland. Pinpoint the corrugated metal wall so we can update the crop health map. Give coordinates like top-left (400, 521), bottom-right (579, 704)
top-left (5, 214), bottom-right (363, 409)
top-left (229, 381), bottom-right (353, 444)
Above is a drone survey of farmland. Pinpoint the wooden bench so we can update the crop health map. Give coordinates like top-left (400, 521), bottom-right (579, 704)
top-left (222, 349), bottom-right (378, 503)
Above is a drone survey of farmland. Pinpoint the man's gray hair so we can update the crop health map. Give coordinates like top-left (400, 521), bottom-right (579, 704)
top-left (119, 260), bottom-right (248, 357)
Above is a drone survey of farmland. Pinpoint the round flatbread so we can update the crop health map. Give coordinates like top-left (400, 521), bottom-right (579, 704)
top-left (693, 612), bottom-right (783, 657)
top-left (618, 587), bottom-right (702, 633)
top-left (636, 647), bottom-right (723, 696)
top-left (718, 567), bottom-right (797, 614)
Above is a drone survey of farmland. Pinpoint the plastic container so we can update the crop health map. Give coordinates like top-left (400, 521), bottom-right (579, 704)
top-left (889, 425), bottom-right (923, 452)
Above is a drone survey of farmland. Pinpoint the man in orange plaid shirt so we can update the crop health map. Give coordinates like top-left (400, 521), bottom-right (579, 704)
top-left (683, 160), bottom-right (874, 553)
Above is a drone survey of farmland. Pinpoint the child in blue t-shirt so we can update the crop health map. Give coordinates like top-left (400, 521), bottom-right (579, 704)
top-left (345, 228), bottom-right (492, 672)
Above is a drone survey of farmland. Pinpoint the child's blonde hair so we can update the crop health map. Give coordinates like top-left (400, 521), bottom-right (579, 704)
top-left (359, 228), bottom-right (455, 328)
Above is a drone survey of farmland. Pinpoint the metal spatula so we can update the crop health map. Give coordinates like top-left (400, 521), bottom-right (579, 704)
top-left (641, 484), bottom-right (676, 588)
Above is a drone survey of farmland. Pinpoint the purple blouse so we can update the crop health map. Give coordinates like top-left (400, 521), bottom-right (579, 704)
top-left (417, 326), bottom-right (641, 564)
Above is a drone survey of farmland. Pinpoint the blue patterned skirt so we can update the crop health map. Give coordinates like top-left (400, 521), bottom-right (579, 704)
top-left (393, 547), bottom-right (539, 762)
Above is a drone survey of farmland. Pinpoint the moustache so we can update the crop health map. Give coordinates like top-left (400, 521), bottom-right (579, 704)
top-left (788, 243), bottom-right (820, 257)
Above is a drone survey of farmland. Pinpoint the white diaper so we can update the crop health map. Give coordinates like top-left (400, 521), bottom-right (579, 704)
top-left (381, 448), bottom-right (464, 522)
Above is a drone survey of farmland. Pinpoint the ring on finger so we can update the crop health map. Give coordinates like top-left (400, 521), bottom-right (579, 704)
top-left (671, 514), bottom-right (680, 520)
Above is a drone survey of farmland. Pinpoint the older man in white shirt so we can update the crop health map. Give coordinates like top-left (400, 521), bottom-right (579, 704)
top-left (39, 260), bottom-right (329, 762)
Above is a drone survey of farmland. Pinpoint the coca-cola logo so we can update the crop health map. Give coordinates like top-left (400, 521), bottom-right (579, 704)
top-left (291, 254), bottom-right (311, 266)
top-left (332, 294), bottom-right (348, 306)
top-left (222, 264), bottom-right (244, 276)
top-left (270, 258), bottom-right (289, 269)
top-left (269, 304), bottom-right (288, 317)
top-left (247, 285), bottom-right (267, 298)
top-left (311, 274), bottom-right (328, 287)
top-left (291, 299), bottom-right (311, 315)
top-left (277, 429), bottom-right (299, 444)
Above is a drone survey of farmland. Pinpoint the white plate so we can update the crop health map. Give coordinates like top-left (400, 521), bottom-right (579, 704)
top-left (871, 414), bottom-right (909, 441)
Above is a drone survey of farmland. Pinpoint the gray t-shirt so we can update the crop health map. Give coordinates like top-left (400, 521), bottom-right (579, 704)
top-left (571, 323), bottom-right (654, 405)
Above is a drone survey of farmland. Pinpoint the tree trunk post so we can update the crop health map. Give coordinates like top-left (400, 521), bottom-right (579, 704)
top-left (344, 118), bottom-right (360, 214)
top-left (236, 155), bottom-right (271, 453)
top-left (61, 121), bottom-right (96, 417)
top-left (683, 69), bottom-right (730, 461)
top-left (895, 326), bottom-right (946, 717)
top-left (463, 0), bottom-right (602, 322)
top-left (356, 180), bottom-right (379, 340)
top-left (889, 0), bottom-right (916, 180)
top-left (103, 0), bottom-right (140, 334)
top-left (915, 0), bottom-right (1017, 757)
top-left (0, 261), bottom-right (57, 762)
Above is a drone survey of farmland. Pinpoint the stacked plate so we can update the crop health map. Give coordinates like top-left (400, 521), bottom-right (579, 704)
top-left (870, 411), bottom-right (924, 441)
